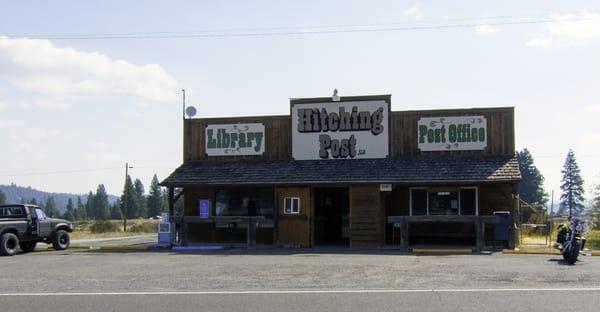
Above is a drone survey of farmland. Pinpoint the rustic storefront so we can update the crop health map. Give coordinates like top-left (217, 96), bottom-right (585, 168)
top-left (161, 94), bottom-right (521, 250)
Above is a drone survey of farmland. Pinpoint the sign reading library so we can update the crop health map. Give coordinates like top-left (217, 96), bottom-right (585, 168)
top-left (205, 123), bottom-right (265, 156)
top-left (418, 116), bottom-right (487, 151)
top-left (291, 100), bottom-right (389, 160)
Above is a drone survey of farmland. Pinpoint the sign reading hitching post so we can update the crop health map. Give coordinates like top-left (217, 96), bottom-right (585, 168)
top-left (291, 100), bottom-right (389, 160)
top-left (205, 123), bottom-right (265, 156)
top-left (418, 116), bottom-right (487, 151)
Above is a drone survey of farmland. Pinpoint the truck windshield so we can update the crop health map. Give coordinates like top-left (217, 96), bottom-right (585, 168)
top-left (35, 208), bottom-right (47, 219)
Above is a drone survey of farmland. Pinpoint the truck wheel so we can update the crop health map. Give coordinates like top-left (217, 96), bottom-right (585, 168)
top-left (19, 241), bottom-right (37, 253)
top-left (52, 230), bottom-right (70, 250)
top-left (0, 233), bottom-right (19, 256)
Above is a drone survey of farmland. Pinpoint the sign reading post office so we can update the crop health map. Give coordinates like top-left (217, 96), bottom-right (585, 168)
top-left (291, 100), bottom-right (389, 160)
top-left (205, 123), bottom-right (265, 156)
top-left (418, 116), bottom-right (487, 151)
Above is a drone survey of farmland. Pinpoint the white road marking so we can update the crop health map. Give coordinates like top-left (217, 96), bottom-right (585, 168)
top-left (1, 288), bottom-right (600, 297)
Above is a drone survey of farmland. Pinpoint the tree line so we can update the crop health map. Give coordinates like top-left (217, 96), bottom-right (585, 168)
top-left (0, 174), bottom-right (168, 221)
top-left (518, 148), bottom-right (599, 227)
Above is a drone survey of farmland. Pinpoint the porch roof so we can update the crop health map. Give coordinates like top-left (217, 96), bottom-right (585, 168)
top-left (160, 156), bottom-right (520, 187)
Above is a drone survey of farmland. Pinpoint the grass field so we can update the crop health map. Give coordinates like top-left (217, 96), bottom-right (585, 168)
top-left (520, 227), bottom-right (600, 250)
top-left (71, 219), bottom-right (158, 240)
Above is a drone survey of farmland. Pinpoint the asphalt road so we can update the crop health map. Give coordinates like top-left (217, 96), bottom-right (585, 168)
top-left (1, 250), bottom-right (599, 311)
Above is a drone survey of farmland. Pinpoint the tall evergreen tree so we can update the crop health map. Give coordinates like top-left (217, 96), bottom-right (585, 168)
top-left (110, 199), bottom-right (123, 220)
top-left (120, 175), bottom-right (135, 219)
top-left (62, 198), bottom-right (75, 221)
top-left (0, 189), bottom-right (6, 205)
top-left (516, 149), bottom-right (549, 206)
top-left (45, 197), bottom-right (60, 218)
top-left (133, 178), bottom-right (146, 218)
top-left (558, 149), bottom-right (585, 216)
top-left (93, 184), bottom-right (110, 219)
top-left (85, 191), bottom-right (95, 219)
top-left (147, 174), bottom-right (164, 218)
top-left (591, 185), bottom-right (600, 229)
top-left (75, 196), bottom-right (86, 220)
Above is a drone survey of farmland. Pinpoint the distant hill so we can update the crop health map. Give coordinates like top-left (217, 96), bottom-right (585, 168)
top-left (0, 183), bottom-right (118, 214)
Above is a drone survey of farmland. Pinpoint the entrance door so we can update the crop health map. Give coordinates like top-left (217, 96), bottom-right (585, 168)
top-left (275, 187), bottom-right (311, 247)
top-left (314, 188), bottom-right (349, 246)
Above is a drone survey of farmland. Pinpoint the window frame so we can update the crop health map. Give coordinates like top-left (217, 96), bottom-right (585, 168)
top-left (409, 186), bottom-right (478, 216)
top-left (284, 197), bottom-right (300, 215)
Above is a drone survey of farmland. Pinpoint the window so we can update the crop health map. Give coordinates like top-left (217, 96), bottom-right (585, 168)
top-left (410, 189), bottom-right (428, 216)
top-left (284, 197), bottom-right (300, 214)
top-left (215, 188), bottom-right (274, 217)
top-left (429, 191), bottom-right (459, 215)
top-left (410, 187), bottom-right (478, 216)
top-left (0, 206), bottom-right (24, 218)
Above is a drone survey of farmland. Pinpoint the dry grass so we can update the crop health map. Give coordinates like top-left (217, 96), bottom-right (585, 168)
top-left (71, 219), bottom-right (158, 240)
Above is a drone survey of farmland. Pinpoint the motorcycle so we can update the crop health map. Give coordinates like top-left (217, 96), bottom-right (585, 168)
top-left (554, 217), bottom-right (588, 264)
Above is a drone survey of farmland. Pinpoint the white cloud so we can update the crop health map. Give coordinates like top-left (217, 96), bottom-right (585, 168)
top-left (403, 2), bottom-right (423, 21)
top-left (0, 120), bottom-right (25, 128)
top-left (527, 10), bottom-right (600, 48)
top-left (0, 36), bottom-right (178, 109)
top-left (474, 24), bottom-right (499, 36)
top-left (584, 104), bottom-right (600, 113)
top-left (15, 142), bottom-right (37, 153)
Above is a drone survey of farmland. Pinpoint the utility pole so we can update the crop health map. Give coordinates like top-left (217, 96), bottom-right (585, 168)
top-left (123, 162), bottom-right (133, 232)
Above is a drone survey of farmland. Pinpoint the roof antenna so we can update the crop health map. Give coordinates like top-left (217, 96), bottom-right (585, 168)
top-left (332, 88), bottom-right (340, 102)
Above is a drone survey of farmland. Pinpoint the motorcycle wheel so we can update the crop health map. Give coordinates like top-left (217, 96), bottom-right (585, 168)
top-left (565, 243), bottom-right (580, 264)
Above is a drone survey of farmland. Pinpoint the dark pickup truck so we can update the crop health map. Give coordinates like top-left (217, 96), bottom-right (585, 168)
top-left (0, 204), bottom-right (73, 256)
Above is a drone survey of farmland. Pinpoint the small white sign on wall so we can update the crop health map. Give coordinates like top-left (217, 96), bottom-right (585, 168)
top-left (205, 123), bottom-right (265, 156)
top-left (418, 116), bottom-right (487, 151)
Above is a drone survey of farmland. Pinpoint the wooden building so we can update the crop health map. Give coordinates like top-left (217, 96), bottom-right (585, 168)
top-left (162, 94), bottom-right (521, 250)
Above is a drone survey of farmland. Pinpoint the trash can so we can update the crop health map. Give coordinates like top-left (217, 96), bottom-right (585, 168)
top-left (493, 211), bottom-right (511, 248)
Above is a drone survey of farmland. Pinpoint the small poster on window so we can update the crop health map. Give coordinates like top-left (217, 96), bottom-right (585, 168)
top-left (199, 199), bottom-right (211, 219)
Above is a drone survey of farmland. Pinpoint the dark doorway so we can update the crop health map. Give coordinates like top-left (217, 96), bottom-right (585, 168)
top-left (314, 188), bottom-right (349, 246)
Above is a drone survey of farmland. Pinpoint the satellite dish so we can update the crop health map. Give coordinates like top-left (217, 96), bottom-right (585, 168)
top-left (185, 106), bottom-right (197, 118)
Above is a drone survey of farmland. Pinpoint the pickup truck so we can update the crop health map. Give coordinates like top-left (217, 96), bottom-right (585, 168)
top-left (0, 204), bottom-right (73, 256)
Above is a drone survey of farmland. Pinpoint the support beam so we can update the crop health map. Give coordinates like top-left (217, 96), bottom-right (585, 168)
top-left (168, 187), bottom-right (175, 218)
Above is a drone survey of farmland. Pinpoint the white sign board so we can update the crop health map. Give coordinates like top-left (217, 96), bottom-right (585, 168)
top-left (291, 100), bottom-right (389, 160)
top-left (418, 116), bottom-right (487, 151)
top-left (205, 123), bottom-right (265, 156)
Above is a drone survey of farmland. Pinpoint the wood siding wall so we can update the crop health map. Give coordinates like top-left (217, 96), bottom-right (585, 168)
top-left (275, 187), bottom-right (312, 247)
top-left (349, 185), bottom-right (383, 247)
top-left (184, 107), bottom-right (514, 161)
top-left (184, 115), bottom-right (291, 162)
top-left (390, 108), bottom-right (515, 157)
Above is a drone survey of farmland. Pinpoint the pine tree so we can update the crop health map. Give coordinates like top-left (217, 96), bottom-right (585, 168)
top-left (516, 149), bottom-right (549, 206)
top-left (93, 184), bottom-right (110, 219)
top-left (590, 185), bottom-right (600, 229)
top-left (133, 179), bottom-right (146, 218)
top-left (147, 174), bottom-right (164, 218)
top-left (85, 191), bottom-right (95, 219)
top-left (558, 149), bottom-right (585, 216)
top-left (120, 175), bottom-right (135, 219)
top-left (110, 199), bottom-right (123, 220)
top-left (0, 189), bottom-right (6, 205)
top-left (75, 196), bottom-right (86, 220)
top-left (62, 198), bottom-right (75, 221)
top-left (45, 197), bottom-right (60, 218)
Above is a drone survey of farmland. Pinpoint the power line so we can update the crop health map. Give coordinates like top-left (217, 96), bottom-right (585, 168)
top-left (6, 16), bottom-right (595, 40)
top-left (0, 167), bottom-right (121, 177)
top-left (0, 166), bottom-right (176, 177)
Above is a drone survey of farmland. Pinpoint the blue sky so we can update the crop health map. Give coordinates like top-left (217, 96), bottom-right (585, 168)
top-left (1, 1), bottom-right (600, 209)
